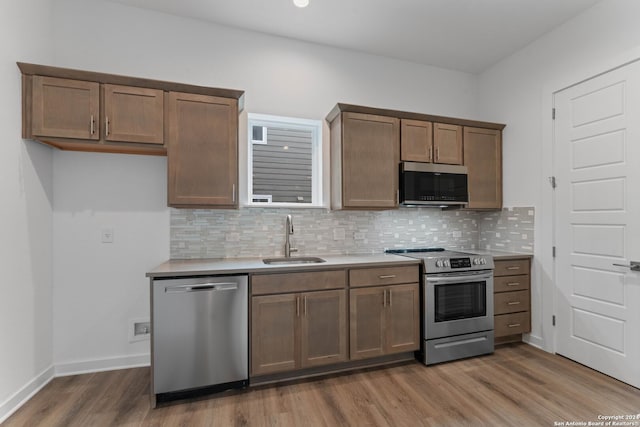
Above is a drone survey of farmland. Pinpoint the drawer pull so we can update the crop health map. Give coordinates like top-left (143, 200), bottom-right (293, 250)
top-left (508, 323), bottom-right (521, 328)
top-left (506, 266), bottom-right (521, 270)
top-left (507, 301), bottom-right (521, 305)
top-left (379, 275), bottom-right (396, 279)
top-left (507, 282), bottom-right (520, 287)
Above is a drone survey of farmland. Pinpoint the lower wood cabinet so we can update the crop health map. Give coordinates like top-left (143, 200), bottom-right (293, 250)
top-left (250, 264), bottom-right (420, 379)
top-left (493, 257), bottom-right (532, 343)
top-left (350, 283), bottom-right (420, 360)
top-left (251, 289), bottom-right (347, 376)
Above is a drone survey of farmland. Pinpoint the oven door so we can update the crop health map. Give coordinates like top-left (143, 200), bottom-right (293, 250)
top-left (424, 270), bottom-right (494, 339)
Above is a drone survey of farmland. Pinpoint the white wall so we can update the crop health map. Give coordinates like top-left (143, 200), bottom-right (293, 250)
top-left (477, 0), bottom-right (640, 350)
top-left (0, 0), bottom-right (55, 421)
top-left (49, 0), bottom-right (479, 370)
top-left (52, 152), bottom-right (169, 372)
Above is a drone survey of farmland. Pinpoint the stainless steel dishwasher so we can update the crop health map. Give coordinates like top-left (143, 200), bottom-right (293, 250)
top-left (152, 275), bottom-right (248, 402)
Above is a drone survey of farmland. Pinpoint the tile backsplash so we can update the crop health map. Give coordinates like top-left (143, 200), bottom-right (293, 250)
top-left (170, 206), bottom-right (534, 259)
top-left (478, 207), bottom-right (535, 253)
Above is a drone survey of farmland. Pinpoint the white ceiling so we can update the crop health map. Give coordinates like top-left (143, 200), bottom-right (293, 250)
top-left (109, 0), bottom-right (601, 73)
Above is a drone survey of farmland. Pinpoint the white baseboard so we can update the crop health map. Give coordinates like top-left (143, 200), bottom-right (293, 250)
top-left (0, 365), bottom-right (55, 424)
top-left (523, 333), bottom-right (545, 350)
top-left (0, 354), bottom-right (151, 422)
top-left (55, 353), bottom-right (150, 377)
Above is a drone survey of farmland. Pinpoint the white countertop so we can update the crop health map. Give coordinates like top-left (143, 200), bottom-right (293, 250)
top-left (464, 249), bottom-right (533, 260)
top-left (147, 253), bottom-right (421, 278)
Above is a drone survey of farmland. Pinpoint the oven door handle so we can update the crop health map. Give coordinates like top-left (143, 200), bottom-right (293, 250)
top-left (426, 272), bottom-right (493, 284)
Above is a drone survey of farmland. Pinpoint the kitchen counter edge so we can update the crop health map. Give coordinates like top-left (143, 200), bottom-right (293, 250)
top-left (146, 254), bottom-right (421, 278)
top-left (467, 249), bottom-right (533, 261)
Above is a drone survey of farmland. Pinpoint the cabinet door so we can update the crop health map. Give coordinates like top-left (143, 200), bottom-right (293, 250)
top-left (463, 127), bottom-right (502, 209)
top-left (300, 290), bottom-right (347, 368)
top-left (401, 119), bottom-right (433, 162)
top-left (386, 284), bottom-right (420, 354)
top-left (104, 84), bottom-right (163, 145)
top-left (349, 287), bottom-right (386, 360)
top-left (31, 76), bottom-right (99, 140)
top-left (251, 294), bottom-right (298, 376)
top-left (342, 112), bottom-right (399, 208)
top-left (433, 123), bottom-right (463, 165)
top-left (168, 92), bottom-right (238, 207)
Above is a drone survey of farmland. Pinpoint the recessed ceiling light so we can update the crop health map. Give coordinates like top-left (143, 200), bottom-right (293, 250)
top-left (293, 0), bottom-right (309, 8)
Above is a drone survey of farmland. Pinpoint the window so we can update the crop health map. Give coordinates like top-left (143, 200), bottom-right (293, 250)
top-left (247, 113), bottom-right (322, 207)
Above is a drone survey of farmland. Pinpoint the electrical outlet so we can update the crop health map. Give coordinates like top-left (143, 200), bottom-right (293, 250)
top-left (128, 318), bottom-right (150, 343)
top-left (134, 322), bottom-right (151, 336)
top-left (101, 228), bottom-right (114, 243)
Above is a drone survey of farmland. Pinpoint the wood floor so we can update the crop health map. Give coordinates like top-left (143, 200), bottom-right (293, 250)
top-left (5, 343), bottom-right (640, 426)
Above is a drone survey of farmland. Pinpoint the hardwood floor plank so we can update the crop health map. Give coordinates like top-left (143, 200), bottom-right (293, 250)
top-left (4, 344), bottom-right (640, 427)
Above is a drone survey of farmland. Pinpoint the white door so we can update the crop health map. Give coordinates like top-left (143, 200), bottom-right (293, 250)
top-left (554, 60), bottom-right (640, 388)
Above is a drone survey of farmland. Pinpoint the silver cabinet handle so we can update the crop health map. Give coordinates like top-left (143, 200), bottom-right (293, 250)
top-left (507, 301), bottom-right (521, 305)
top-left (296, 296), bottom-right (300, 317)
top-left (435, 147), bottom-right (439, 162)
top-left (379, 275), bottom-right (396, 279)
top-left (105, 116), bottom-right (110, 136)
top-left (232, 184), bottom-right (236, 203)
top-left (506, 266), bottom-right (521, 270)
top-left (508, 323), bottom-right (521, 328)
top-left (507, 282), bottom-right (520, 287)
top-left (613, 261), bottom-right (640, 271)
top-left (304, 295), bottom-right (307, 316)
top-left (90, 115), bottom-right (95, 135)
top-left (428, 146), bottom-right (433, 162)
top-left (388, 289), bottom-right (392, 307)
top-left (383, 290), bottom-right (387, 307)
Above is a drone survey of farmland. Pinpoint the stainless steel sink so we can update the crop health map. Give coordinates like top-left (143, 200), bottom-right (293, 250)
top-left (262, 256), bottom-right (326, 265)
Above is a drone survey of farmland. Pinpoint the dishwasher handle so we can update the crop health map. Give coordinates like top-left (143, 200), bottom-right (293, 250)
top-left (165, 282), bottom-right (239, 293)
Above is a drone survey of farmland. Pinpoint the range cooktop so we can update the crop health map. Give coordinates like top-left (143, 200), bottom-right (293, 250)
top-left (385, 247), bottom-right (494, 273)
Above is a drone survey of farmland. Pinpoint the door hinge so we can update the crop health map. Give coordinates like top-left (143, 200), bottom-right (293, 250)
top-left (552, 108), bottom-right (556, 120)
top-left (552, 246), bottom-right (556, 258)
top-left (552, 315), bottom-right (556, 326)
top-left (549, 176), bottom-right (557, 189)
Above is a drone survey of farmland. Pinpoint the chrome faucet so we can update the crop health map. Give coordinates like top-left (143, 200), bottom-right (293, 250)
top-left (284, 215), bottom-right (298, 258)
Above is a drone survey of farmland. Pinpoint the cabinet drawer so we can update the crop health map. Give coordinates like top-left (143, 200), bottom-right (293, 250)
top-left (494, 275), bottom-right (530, 293)
top-left (494, 312), bottom-right (530, 337)
top-left (252, 270), bottom-right (346, 295)
top-left (349, 265), bottom-right (419, 287)
top-left (494, 259), bottom-right (530, 277)
top-left (494, 290), bottom-right (529, 315)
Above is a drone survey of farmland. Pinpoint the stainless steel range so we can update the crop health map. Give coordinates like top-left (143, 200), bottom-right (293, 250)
top-left (386, 248), bottom-right (494, 365)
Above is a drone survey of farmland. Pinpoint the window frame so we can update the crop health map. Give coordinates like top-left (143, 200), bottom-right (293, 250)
top-left (246, 113), bottom-right (323, 208)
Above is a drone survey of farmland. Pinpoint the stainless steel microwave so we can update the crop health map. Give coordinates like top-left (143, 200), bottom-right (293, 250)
top-left (399, 162), bottom-right (469, 207)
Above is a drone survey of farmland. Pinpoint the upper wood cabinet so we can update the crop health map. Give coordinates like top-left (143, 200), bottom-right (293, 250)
top-left (463, 127), bottom-right (502, 209)
top-left (328, 104), bottom-right (505, 211)
top-left (400, 119), bottom-right (432, 162)
top-left (167, 92), bottom-right (238, 208)
top-left (31, 76), bottom-right (100, 141)
top-left (433, 123), bottom-right (463, 165)
top-left (103, 84), bottom-right (163, 145)
top-left (330, 112), bottom-right (399, 209)
top-left (19, 62), bottom-right (244, 158)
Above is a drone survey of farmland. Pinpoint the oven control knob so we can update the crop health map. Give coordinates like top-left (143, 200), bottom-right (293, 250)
top-left (473, 258), bottom-right (480, 265)
top-left (444, 260), bottom-right (451, 268)
top-left (481, 258), bottom-right (487, 265)
top-left (436, 260), bottom-right (444, 268)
